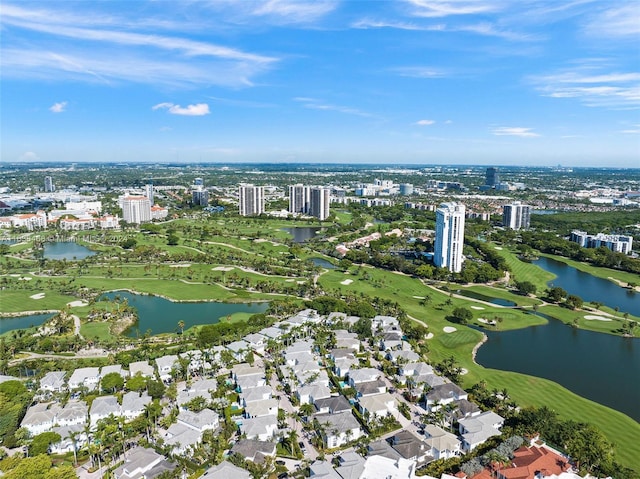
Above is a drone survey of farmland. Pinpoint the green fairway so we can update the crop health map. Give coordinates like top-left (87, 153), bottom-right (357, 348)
top-left (0, 289), bottom-right (75, 313)
top-left (492, 246), bottom-right (555, 292)
top-left (80, 321), bottom-right (112, 341)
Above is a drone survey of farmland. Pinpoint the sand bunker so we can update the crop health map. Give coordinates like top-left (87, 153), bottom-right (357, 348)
top-left (212, 266), bottom-right (234, 271)
top-left (494, 246), bottom-right (503, 250)
top-left (30, 293), bottom-right (45, 299)
top-left (470, 306), bottom-right (485, 310)
top-left (460, 368), bottom-right (469, 375)
top-left (19, 277), bottom-right (32, 281)
top-left (477, 318), bottom-right (496, 325)
top-left (340, 279), bottom-right (354, 285)
top-left (584, 315), bottom-right (612, 321)
top-left (426, 333), bottom-right (434, 339)
top-left (170, 264), bottom-right (191, 268)
top-left (67, 300), bottom-right (88, 307)
top-left (443, 326), bottom-right (457, 333)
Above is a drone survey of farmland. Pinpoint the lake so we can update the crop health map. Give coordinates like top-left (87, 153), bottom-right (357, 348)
top-left (476, 317), bottom-right (640, 421)
top-left (282, 227), bottom-right (322, 243)
top-left (311, 258), bottom-right (336, 269)
top-left (100, 291), bottom-right (269, 336)
top-left (0, 313), bottom-right (54, 334)
top-left (534, 256), bottom-right (639, 316)
top-left (44, 242), bottom-right (96, 260)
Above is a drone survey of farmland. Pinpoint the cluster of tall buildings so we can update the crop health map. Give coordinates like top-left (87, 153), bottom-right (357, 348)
top-left (288, 184), bottom-right (330, 220)
top-left (570, 231), bottom-right (634, 255)
top-left (238, 184), bottom-right (331, 220)
top-left (192, 178), bottom-right (209, 207)
top-left (502, 201), bottom-right (531, 230)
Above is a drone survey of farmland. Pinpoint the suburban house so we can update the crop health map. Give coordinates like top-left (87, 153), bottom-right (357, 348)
top-left (458, 411), bottom-right (504, 452)
top-left (357, 392), bottom-right (397, 419)
top-left (68, 367), bottom-right (101, 390)
top-left (423, 424), bottom-right (462, 460)
top-left (50, 424), bottom-right (87, 455)
top-left (112, 446), bottom-right (176, 479)
top-left (90, 395), bottom-right (121, 426)
top-left (244, 398), bottom-right (279, 418)
top-left (424, 383), bottom-right (469, 411)
top-left (388, 430), bottom-right (432, 464)
top-left (226, 340), bottom-right (250, 361)
top-left (101, 364), bottom-right (128, 379)
top-left (387, 350), bottom-right (420, 364)
top-left (297, 382), bottom-right (332, 405)
top-left (314, 396), bottom-right (352, 415)
top-left (334, 330), bottom-right (361, 351)
top-left (39, 371), bottom-right (67, 393)
top-left (315, 411), bottom-right (363, 448)
top-left (230, 439), bottom-right (277, 464)
top-left (129, 360), bottom-right (155, 378)
top-left (155, 355), bottom-right (179, 382)
top-left (165, 408), bottom-right (219, 455)
top-left (243, 333), bottom-right (266, 354)
top-left (201, 461), bottom-right (251, 479)
top-left (121, 391), bottom-right (152, 421)
top-left (347, 368), bottom-right (381, 387)
top-left (240, 414), bottom-right (278, 441)
top-left (21, 403), bottom-right (58, 435)
top-left (56, 400), bottom-right (88, 427)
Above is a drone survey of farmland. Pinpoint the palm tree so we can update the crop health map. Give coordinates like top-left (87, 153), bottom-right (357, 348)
top-left (178, 320), bottom-right (185, 335)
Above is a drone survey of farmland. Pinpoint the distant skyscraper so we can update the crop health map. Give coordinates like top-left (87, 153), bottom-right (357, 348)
top-left (485, 167), bottom-right (499, 187)
top-left (192, 186), bottom-right (209, 206)
top-left (289, 184), bottom-right (309, 214)
top-left (194, 177), bottom-right (204, 186)
top-left (434, 202), bottom-right (466, 273)
top-left (44, 176), bottom-right (55, 193)
top-left (503, 201), bottom-right (531, 230)
top-left (239, 184), bottom-right (264, 216)
top-left (144, 183), bottom-right (154, 205)
top-left (122, 196), bottom-right (151, 224)
top-left (309, 187), bottom-right (330, 220)
top-left (399, 183), bottom-right (414, 195)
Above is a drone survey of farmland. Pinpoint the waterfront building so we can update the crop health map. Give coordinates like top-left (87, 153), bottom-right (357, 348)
top-left (570, 231), bottom-right (633, 255)
top-left (503, 201), bottom-right (531, 230)
top-left (434, 202), bottom-right (465, 273)
top-left (239, 184), bottom-right (264, 216)
top-left (122, 196), bottom-right (151, 224)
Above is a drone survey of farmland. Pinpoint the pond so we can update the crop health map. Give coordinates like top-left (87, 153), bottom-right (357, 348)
top-left (476, 316), bottom-right (640, 421)
top-left (282, 227), bottom-right (322, 243)
top-left (0, 313), bottom-right (54, 334)
top-left (456, 290), bottom-right (517, 307)
top-left (100, 291), bottom-right (269, 336)
top-left (43, 242), bottom-right (96, 260)
top-left (534, 256), bottom-right (639, 316)
top-left (311, 257), bottom-right (336, 269)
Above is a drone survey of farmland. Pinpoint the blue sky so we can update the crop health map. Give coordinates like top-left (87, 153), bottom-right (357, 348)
top-left (1, 0), bottom-right (639, 166)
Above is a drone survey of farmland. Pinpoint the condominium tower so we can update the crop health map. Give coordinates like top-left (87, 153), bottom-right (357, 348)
top-left (122, 196), bottom-right (152, 224)
top-left (239, 184), bottom-right (264, 216)
top-left (289, 184), bottom-right (330, 220)
top-left (44, 176), bottom-right (55, 193)
top-left (503, 201), bottom-right (531, 230)
top-left (434, 202), bottom-right (466, 273)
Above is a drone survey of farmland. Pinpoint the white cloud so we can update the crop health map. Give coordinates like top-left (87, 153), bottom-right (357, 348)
top-left (406, 0), bottom-right (503, 18)
top-left (584, 4), bottom-right (640, 37)
top-left (293, 97), bottom-right (377, 118)
top-left (415, 119), bottom-right (436, 126)
top-left (20, 151), bottom-right (39, 161)
top-left (152, 103), bottom-right (210, 116)
top-left (49, 101), bottom-right (67, 113)
top-left (620, 125), bottom-right (640, 134)
top-left (252, 0), bottom-right (337, 23)
top-left (531, 64), bottom-right (640, 109)
top-left (392, 66), bottom-right (450, 78)
top-left (491, 127), bottom-right (540, 137)
top-left (445, 119), bottom-right (453, 124)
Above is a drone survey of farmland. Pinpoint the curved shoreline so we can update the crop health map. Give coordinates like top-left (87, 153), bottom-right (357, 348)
top-left (102, 288), bottom-right (270, 304)
top-left (472, 332), bottom-right (488, 364)
top-left (0, 310), bottom-right (59, 318)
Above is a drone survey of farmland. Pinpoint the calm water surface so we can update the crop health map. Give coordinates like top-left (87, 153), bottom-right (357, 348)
top-left (0, 314), bottom-right (54, 334)
top-left (44, 242), bottom-right (96, 260)
top-left (476, 318), bottom-right (640, 421)
top-left (534, 256), bottom-right (639, 316)
top-left (311, 258), bottom-right (336, 269)
top-left (101, 291), bottom-right (268, 336)
top-left (282, 227), bottom-right (322, 243)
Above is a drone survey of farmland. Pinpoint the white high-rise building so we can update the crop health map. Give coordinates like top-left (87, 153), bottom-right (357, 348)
top-left (503, 202), bottom-right (531, 230)
top-left (309, 187), bottom-right (330, 220)
top-left (239, 184), bottom-right (264, 216)
top-left (289, 184), bottom-right (309, 214)
top-left (44, 176), bottom-right (55, 193)
top-left (144, 184), bottom-right (154, 205)
top-left (434, 202), bottom-right (466, 273)
top-left (122, 196), bottom-right (152, 224)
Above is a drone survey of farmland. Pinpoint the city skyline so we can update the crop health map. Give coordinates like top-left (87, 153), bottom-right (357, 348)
top-left (1, 1), bottom-right (639, 166)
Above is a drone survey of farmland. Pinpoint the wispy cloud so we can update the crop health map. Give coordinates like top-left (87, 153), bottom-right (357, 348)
top-left (0, 4), bottom-right (277, 88)
top-left (491, 126), bottom-right (540, 137)
top-left (415, 119), bottom-right (436, 125)
top-left (152, 103), bottom-right (211, 116)
top-left (391, 66), bottom-right (450, 78)
top-left (406, 0), bottom-right (503, 18)
top-left (251, 0), bottom-right (337, 23)
top-left (531, 63), bottom-right (640, 109)
top-left (583, 3), bottom-right (640, 38)
top-left (49, 101), bottom-right (68, 113)
top-left (620, 125), bottom-right (640, 134)
top-left (20, 151), bottom-right (39, 161)
top-left (351, 18), bottom-right (443, 31)
top-left (293, 97), bottom-right (377, 118)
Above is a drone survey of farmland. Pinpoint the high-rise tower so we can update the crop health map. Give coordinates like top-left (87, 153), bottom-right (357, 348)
top-left (434, 202), bottom-right (466, 273)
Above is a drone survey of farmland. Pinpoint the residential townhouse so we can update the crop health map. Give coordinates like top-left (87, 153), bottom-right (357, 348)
top-left (113, 446), bottom-right (176, 479)
top-left (155, 355), bottom-right (179, 382)
top-left (68, 367), bottom-right (101, 390)
top-left (239, 414), bottom-right (278, 441)
top-left (128, 360), bottom-right (155, 378)
top-left (121, 391), bottom-right (152, 421)
top-left (315, 411), bottom-right (363, 448)
top-left (39, 371), bottom-right (67, 393)
top-left (423, 424), bottom-right (462, 460)
top-left (230, 439), bottom-right (277, 464)
top-left (424, 383), bottom-right (468, 412)
top-left (90, 395), bottom-right (121, 426)
top-left (458, 411), bottom-right (504, 452)
top-left (357, 392), bottom-right (397, 419)
top-left (347, 368), bottom-right (381, 387)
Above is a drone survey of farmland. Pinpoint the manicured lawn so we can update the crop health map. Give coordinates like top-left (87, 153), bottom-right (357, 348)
top-left (80, 322), bottom-right (113, 341)
top-left (492, 246), bottom-right (555, 292)
top-left (0, 289), bottom-right (75, 313)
